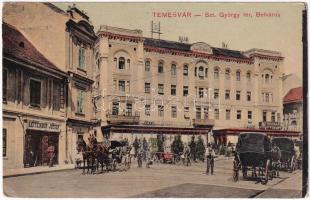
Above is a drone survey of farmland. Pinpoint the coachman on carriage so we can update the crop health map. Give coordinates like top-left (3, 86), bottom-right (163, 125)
top-left (233, 132), bottom-right (273, 184)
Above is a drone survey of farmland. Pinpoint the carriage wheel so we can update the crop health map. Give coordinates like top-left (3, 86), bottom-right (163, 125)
top-left (175, 156), bottom-right (181, 165)
top-left (233, 159), bottom-right (239, 182)
top-left (261, 160), bottom-right (270, 185)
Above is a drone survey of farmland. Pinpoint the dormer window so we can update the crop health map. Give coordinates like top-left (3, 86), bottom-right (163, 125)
top-left (78, 47), bottom-right (86, 69)
top-left (119, 57), bottom-right (125, 70)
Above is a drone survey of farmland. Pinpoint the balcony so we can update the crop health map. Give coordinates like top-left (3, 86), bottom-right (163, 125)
top-left (106, 111), bottom-right (140, 125)
top-left (192, 118), bottom-right (215, 127)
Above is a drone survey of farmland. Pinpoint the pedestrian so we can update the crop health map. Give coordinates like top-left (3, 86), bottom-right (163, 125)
top-left (47, 142), bottom-right (56, 167)
top-left (145, 148), bottom-right (152, 168)
top-left (137, 147), bottom-right (143, 168)
top-left (205, 143), bottom-right (215, 175)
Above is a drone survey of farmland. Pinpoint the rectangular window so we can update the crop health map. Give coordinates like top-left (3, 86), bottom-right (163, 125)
top-left (119, 80), bottom-right (125, 92)
top-left (225, 90), bottom-right (230, 100)
top-left (171, 106), bottom-right (177, 118)
top-left (158, 105), bottom-right (164, 117)
top-left (226, 109), bottom-right (230, 120)
top-left (112, 102), bottom-right (119, 115)
top-left (145, 105), bottom-right (151, 116)
top-left (277, 113), bottom-right (281, 122)
top-left (248, 111), bottom-right (252, 120)
top-left (145, 61), bottom-right (150, 71)
top-left (214, 89), bottom-right (219, 99)
top-left (237, 110), bottom-right (241, 120)
top-left (263, 111), bottom-right (267, 122)
top-left (30, 79), bottom-right (41, 107)
top-left (271, 112), bottom-right (276, 122)
top-left (196, 107), bottom-right (201, 119)
top-left (236, 90), bottom-right (241, 101)
top-left (76, 89), bottom-right (85, 114)
top-left (3, 129), bottom-right (7, 157)
top-left (199, 88), bottom-right (204, 98)
top-left (266, 93), bottom-right (270, 103)
top-left (145, 82), bottom-right (151, 93)
top-left (183, 86), bottom-right (188, 96)
top-left (204, 107), bottom-right (209, 119)
top-left (53, 81), bottom-right (62, 111)
top-left (171, 85), bottom-right (176, 96)
top-left (214, 108), bottom-right (219, 120)
top-left (126, 103), bottom-right (132, 116)
top-left (78, 47), bottom-right (86, 69)
top-left (247, 91), bottom-right (251, 101)
top-left (3, 69), bottom-right (7, 102)
top-left (158, 84), bottom-right (164, 95)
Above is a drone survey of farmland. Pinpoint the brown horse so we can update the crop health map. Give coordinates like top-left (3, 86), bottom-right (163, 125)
top-left (96, 143), bottom-right (110, 173)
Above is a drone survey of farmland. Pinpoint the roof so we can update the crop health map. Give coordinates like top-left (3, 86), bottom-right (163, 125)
top-left (3, 22), bottom-right (64, 74)
top-left (144, 38), bottom-right (247, 59)
top-left (144, 38), bottom-right (191, 52)
top-left (283, 87), bottom-right (303, 103)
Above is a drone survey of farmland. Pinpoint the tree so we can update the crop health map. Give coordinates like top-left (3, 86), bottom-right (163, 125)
top-left (171, 135), bottom-right (184, 155)
top-left (196, 135), bottom-right (205, 161)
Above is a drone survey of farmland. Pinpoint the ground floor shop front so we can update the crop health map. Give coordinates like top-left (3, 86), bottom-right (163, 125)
top-left (3, 111), bottom-right (66, 170)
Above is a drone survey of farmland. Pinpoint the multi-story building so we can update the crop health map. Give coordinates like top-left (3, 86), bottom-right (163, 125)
top-left (3, 3), bottom-right (97, 168)
top-left (94, 25), bottom-right (287, 147)
top-left (283, 87), bottom-right (303, 133)
top-left (3, 22), bottom-right (67, 169)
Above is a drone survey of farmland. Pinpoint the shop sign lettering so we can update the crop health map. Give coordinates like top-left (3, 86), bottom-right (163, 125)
top-left (27, 120), bottom-right (60, 132)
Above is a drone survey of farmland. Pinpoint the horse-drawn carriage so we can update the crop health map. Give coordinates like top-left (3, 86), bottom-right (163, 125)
top-left (233, 132), bottom-right (273, 184)
top-left (76, 138), bottom-right (131, 174)
top-left (272, 137), bottom-right (297, 172)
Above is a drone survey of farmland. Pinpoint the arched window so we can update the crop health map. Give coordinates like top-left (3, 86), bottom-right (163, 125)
top-left (171, 64), bottom-right (177, 76)
top-left (183, 65), bottom-right (188, 76)
top-left (119, 57), bottom-right (125, 70)
top-left (194, 67), bottom-right (197, 76)
top-left (246, 71), bottom-right (251, 81)
top-left (236, 70), bottom-right (241, 81)
top-left (145, 60), bottom-right (150, 71)
top-left (198, 66), bottom-right (204, 78)
top-left (214, 67), bottom-right (219, 79)
top-left (225, 69), bottom-right (230, 80)
top-left (158, 61), bottom-right (164, 73)
top-left (265, 74), bottom-right (270, 84)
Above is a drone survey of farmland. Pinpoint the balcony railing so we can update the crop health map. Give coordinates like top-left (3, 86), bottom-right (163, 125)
top-left (106, 111), bottom-right (140, 125)
top-left (192, 118), bottom-right (215, 127)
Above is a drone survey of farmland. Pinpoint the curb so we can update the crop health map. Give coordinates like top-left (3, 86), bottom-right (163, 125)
top-left (3, 167), bottom-right (75, 178)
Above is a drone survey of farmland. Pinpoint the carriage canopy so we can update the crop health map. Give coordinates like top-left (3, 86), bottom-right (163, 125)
top-left (236, 132), bottom-right (271, 154)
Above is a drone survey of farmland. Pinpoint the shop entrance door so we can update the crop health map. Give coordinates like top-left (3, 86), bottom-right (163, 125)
top-left (24, 131), bottom-right (59, 167)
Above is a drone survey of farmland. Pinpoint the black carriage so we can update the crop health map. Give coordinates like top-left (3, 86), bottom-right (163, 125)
top-left (108, 140), bottom-right (131, 171)
top-left (233, 132), bottom-right (273, 184)
top-left (272, 137), bottom-right (296, 172)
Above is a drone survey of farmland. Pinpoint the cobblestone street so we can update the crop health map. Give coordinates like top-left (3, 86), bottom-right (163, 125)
top-left (3, 158), bottom-right (302, 198)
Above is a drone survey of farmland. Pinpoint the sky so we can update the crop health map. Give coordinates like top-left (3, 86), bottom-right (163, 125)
top-left (55, 2), bottom-right (305, 79)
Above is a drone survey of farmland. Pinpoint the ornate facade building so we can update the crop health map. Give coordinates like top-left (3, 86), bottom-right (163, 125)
top-left (3, 3), bottom-right (97, 169)
top-left (94, 25), bottom-right (291, 147)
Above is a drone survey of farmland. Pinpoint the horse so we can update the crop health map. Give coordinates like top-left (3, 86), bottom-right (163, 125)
top-left (96, 143), bottom-right (110, 173)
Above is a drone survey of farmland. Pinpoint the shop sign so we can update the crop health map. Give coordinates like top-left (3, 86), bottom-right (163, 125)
top-left (27, 120), bottom-right (61, 132)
